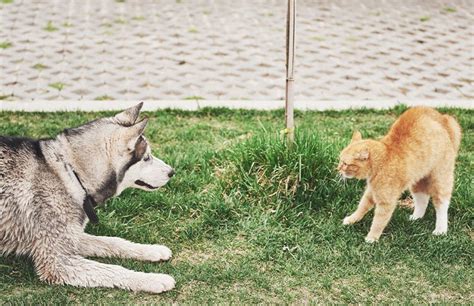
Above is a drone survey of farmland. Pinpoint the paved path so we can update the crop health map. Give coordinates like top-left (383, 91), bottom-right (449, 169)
top-left (1, 0), bottom-right (473, 103)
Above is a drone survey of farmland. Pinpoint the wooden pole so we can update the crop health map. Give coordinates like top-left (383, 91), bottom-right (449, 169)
top-left (285, 0), bottom-right (296, 143)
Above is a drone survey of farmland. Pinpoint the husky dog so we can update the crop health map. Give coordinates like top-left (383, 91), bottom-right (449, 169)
top-left (0, 103), bottom-right (176, 293)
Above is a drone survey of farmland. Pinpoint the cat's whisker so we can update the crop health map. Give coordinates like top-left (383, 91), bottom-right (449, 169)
top-left (336, 173), bottom-right (347, 186)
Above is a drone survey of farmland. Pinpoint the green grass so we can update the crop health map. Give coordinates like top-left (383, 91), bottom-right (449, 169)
top-left (44, 21), bottom-right (59, 32)
top-left (114, 18), bottom-right (128, 25)
top-left (420, 16), bottom-right (431, 22)
top-left (311, 36), bottom-right (325, 42)
top-left (95, 95), bottom-right (114, 101)
top-left (100, 22), bottom-right (113, 28)
top-left (443, 7), bottom-right (457, 13)
top-left (48, 82), bottom-right (65, 91)
top-left (32, 63), bottom-right (48, 70)
top-left (0, 107), bottom-right (472, 303)
top-left (184, 95), bottom-right (205, 100)
top-left (0, 41), bottom-right (13, 49)
top-left (131, 16), bottom-right (146, 21)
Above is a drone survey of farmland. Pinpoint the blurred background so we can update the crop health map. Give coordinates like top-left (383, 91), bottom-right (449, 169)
top-left (1, 0), bottom-right (473, 103)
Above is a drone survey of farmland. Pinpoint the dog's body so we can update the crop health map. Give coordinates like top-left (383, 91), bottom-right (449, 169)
top-left (0, 103), bottom-right (176, 293)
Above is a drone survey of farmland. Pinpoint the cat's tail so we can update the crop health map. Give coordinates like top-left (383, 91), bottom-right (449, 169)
top-left (443, 114), bottom-right (462, 153)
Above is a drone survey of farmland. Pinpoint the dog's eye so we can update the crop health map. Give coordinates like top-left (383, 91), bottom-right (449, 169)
top-left (143, 155), bottom-right (151, 162)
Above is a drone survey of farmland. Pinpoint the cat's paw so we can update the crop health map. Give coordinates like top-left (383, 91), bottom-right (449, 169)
top-left (365, 235), bottom-right (379, 243)
top-left (432, 228), bottom-right (447, 236)
top-left (343, 215), bottom-right (358, 225)
top-left (409, 214), bottom-right (422, 221)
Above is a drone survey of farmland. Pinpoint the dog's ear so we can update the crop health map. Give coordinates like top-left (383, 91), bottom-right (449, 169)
top-left (351, 130), bottom-right (362, 143)
top-left (114, 102), bottom-right (144, 126)
top-left (134, 135), bottom-right (148, 159)
top-left (126, 117), bottom-right (149, 150)
top-left (130, 117), bottom-right (148, 135)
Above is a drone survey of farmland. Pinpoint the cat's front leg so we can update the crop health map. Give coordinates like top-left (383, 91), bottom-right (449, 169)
top-left (343, 187), bottom-right (374, 225)
top-left (365, 201), bottom-right (397, 243)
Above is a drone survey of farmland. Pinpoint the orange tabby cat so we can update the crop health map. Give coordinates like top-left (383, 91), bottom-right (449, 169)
top-left (338, 107), bottom-right (461, 242)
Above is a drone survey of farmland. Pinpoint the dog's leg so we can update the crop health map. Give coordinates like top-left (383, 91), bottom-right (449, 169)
top-left (35, 254), bottom-right (175, 293)
top-left (78, 233), bottom-right (172, 262)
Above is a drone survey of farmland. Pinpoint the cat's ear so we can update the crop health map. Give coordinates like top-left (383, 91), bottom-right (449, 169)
top-left (355, 149), bottom-right (369, 161)
top-left (351, 130), bottom-right (362, 143)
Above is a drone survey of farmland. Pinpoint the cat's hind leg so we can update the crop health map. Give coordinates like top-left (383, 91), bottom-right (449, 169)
top-left (432, 197), bottom-right (450, 235)
top-left (430, 163), bottom-right (455, 235)
top-left (409, 177), bottom-right (430, 220)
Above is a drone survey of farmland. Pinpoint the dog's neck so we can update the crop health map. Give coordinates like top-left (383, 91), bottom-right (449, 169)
top-left (70, 168), bottom-right (99, 224)
top-left (41, 135), bottom-right (100, 224)
top-left (60, 132), bottom-right (120, 205)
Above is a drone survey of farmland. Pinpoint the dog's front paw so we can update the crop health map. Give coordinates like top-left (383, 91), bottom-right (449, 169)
top-left (343, 215), bottom-right (358, 225)
top-left (136, 273), bottom-right (175, 294)
top-left (365, 235), bottom-right (379, 243)
top-left (140, 245), bottom-right (172, 262)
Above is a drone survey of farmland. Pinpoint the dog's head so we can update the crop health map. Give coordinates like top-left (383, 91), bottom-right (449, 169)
top-left (63, 102), bottom-right (174, 203)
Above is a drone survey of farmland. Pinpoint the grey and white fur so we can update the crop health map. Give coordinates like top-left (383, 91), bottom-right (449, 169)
top-left (0, 103), bottom-right (176, 293)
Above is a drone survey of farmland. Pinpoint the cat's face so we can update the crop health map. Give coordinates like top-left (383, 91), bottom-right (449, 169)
top-left (338, 131), bottom-right (371, 179)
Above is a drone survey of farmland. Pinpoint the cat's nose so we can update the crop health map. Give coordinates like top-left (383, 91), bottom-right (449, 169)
top-left (167, 169), bottom-right (175, 178)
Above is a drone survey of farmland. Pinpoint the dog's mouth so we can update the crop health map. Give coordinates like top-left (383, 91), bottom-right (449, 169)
top-left (134, 180), bottom-right (160, 190)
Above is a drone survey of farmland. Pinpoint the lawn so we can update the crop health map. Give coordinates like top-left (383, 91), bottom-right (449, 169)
top-left (0, 107), bottom-right (472, 303)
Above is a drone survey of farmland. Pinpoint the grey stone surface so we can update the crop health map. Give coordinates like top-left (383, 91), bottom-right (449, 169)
top-left (0, 0), bottom-right (473, 102)
top-left (2, 99), bottom-right (472, 112)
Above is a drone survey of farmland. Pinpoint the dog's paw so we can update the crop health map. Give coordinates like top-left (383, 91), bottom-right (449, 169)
top-left (343, 215), bottom-right (357, 225)
top-left (140, 245), bottom-right (172, 262)
top-left (137, 273), bottom-right (175, 294)
top-left (365, 235), bottom-right (379, 243)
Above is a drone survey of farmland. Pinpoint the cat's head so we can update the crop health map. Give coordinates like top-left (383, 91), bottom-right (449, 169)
top-left (337, 131), bottom-right (372, 180)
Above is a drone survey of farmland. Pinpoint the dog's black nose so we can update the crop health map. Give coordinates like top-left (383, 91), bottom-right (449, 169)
top-left (168, 169), bottom-right (175, 178)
